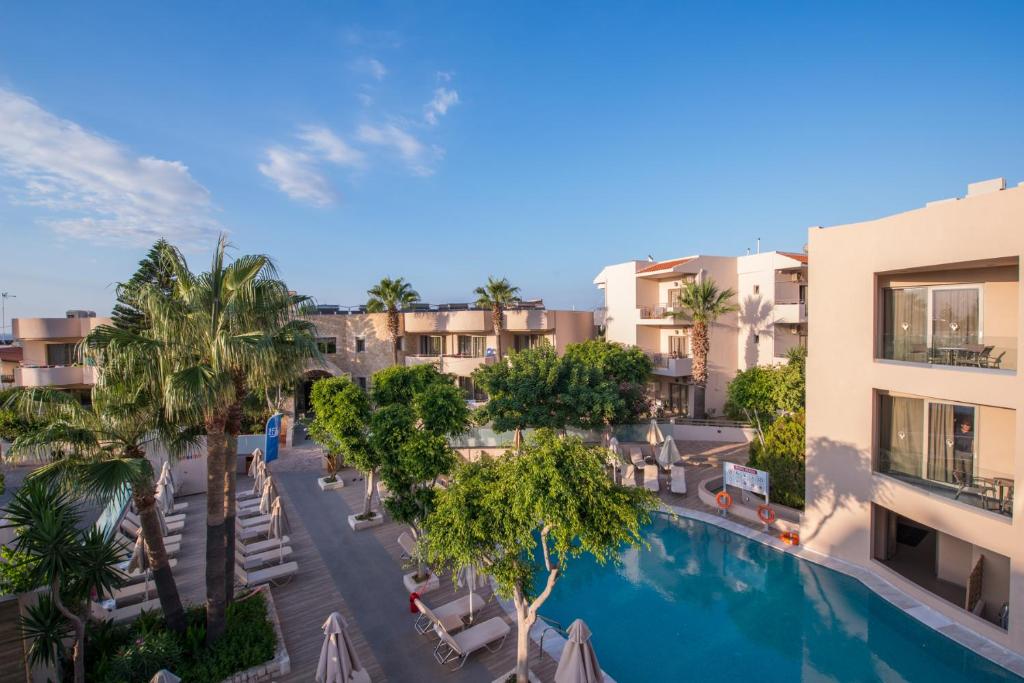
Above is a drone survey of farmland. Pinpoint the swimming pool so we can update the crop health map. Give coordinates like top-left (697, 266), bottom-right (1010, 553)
top-left (536, 515), bottom-right (1020, 682)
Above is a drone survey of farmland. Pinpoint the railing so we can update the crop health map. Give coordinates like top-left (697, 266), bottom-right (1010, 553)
top-left (639, 303), bottom-right (683, 320)
top-left (879, 334), bottom-right (1017, 371)
top-left (648, 351), bottom-right (690, 368)
top-left (450, 418), bottom-right (751, 448)
top-left (536, 614), bottom-right (568, 662)
top-left (877, 448), bottom-right (1014, 516)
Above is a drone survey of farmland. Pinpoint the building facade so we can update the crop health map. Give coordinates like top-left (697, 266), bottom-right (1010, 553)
top-left (10, 311), bottom-right (109, 397)
top-left (593, 250), bottom-right (807, 418)
top-left (803, 178), bottom-right (1023, 655)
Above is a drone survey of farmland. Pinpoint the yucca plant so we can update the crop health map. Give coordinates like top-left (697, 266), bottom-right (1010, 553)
top-left (366, 277), bottom-right (420, 365)
top-left (473, 277), bottom-right (520, 360)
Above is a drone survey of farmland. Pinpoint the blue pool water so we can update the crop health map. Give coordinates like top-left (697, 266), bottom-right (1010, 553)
top-left (536, 515), bottom-right (1020, 682)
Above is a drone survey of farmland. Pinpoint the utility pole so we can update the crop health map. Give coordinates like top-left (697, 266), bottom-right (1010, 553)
top-left (0, 292), bottom-right (14, 344)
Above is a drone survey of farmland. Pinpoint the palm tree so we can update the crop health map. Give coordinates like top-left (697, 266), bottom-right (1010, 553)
top-left (473, 277), bottom-right (520, 360)
top-left (672, 278), bottom-right (738, 419)
top-left (366, 277), bottom-right (420, 365)
top-left (5, 381), bottom-right (196, 634)
top-left (4, 479), bottom-right (123, 683)
top-left (86, 235), bottom-right (284, 643)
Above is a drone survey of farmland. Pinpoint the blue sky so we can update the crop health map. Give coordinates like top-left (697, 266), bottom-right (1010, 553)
top-left (1, 1), bottom-right (1022, 323)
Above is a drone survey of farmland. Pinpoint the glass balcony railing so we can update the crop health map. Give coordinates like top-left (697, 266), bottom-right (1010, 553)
top-left (879, 334), bottom-right (1017, 371)
top-left (877, 448), bottom-right (1014, 517)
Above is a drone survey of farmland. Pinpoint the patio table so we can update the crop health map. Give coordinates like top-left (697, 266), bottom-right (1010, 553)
top-left (935, 346), bottom-right (968, 365)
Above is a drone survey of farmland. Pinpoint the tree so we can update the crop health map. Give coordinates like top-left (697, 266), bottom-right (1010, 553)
top-left (4, 380), bottom-right (195, 634)
top-left (425, 430), bottom-right (657, 683)
top-left (473, 277), bottom-right (520, 360)
top-left (366, 277), bottom-right (420, 365)
top-left (670, 278), bottom-right (738, 419)
top-left (3, 479), bottom-right (123, 683)
top-left (84, 235), bottom-right (292, 644)
top-left (747, 410), bottom-right (806, 508)
top-left (307, 376), bottom-right (377, 518)
top-left (110, 239), bottom-right (179, 335)
top-left (563, 339), bottom-right (653, 423)
top-left (724, 347), bottom-right (806, 441)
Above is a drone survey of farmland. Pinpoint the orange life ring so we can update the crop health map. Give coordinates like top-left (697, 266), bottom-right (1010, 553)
top-left (780, 531), bottom-right (800, 546)
top-left (757, 504), bottom-right (777, 525)
top-left (715, 491), bottom-right (733, 509)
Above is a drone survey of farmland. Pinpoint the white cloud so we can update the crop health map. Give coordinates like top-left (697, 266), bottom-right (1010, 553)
top-left (424, 87), bottom-right (459, 125)
top-left (436, 71), bottom-right (453, 83)
top-left (351, 57), bottom-right (387, 81)
top-left (0, 87), bottom-right (219, 245)
top-left (356, 92), bottom-right (373, 107)
top-left (296, 125), bottom-right (364, 166)
top-left (258, 146), bottom-right (334, 207)
top-left (357, 123), bottom-right (438, 176)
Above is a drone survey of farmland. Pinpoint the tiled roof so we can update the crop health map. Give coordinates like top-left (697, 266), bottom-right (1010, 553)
top-left (778, 251), bottom-right (808, 264)
top-left (0, 346), bottom-right (23, 362)
top-left (636, 257), bottom-right (696, 274)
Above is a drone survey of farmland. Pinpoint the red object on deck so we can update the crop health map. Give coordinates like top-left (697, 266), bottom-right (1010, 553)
top-left (409, 591), bottom-right (420, 613)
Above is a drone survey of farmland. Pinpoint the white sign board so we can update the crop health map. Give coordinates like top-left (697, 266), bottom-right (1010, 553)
top-left (723, 462), bottom-right (770, 498)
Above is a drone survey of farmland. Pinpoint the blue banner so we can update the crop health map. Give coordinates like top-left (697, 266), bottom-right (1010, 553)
top-left (264, 413), bottom-right (282, 464)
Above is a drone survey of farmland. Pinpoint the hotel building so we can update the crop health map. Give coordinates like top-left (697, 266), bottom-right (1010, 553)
top-left (593, 250), bottom-right (807, 417)
top-left (10, 310), bottom-right (109, 398)
top-left (803, 178), bottom-right (1023, 654)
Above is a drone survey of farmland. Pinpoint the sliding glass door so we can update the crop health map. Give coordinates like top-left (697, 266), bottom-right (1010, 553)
top-left (882, 288), bottom-right (927, 361)
top-left (926, 402), bottom-right (976, 485)
top-left (931, 287), bottom-right (981, 349)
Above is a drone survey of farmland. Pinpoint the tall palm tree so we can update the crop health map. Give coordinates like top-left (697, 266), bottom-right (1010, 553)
top-left (473, 277), bottom-right (520, 360)
top-left (5, 379), bottom-right (196, 634)
top-left (672, 278), bottom-right (738, 419)
top-left (86, 235), bottom-right (282, 643)
top-left (366, 277), bottom-right (420, 365)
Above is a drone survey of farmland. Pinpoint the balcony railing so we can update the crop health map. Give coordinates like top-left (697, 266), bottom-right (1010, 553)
top-left (879, 335), bottom-right (1017, 371)
top-left (877, 449), bottom-right (1014, 517)
top-left (639, 303), bottom-right (684, 320)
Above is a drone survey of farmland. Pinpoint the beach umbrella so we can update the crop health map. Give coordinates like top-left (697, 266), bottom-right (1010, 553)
top-left (316, 612), bottom-right (367, 683)
top-left (148, 506), bottom-right (170, 537)
top-left (656, 437), bottom-right (681, 471)
top-left (268, 497), bottom-right (289, 560)
top-left (554, 619), bottom-right (603, 683)
top-left (646, 419), bottom-right (664, 446)
top-left (252, 459), bottom-right (267, 496)
top-left (248, 448), bottom-right (264, 477)
top-left (159, 460), bottom-right (175, 491)
top-left (258, 477), bottom-right (276, 515)
top-left (455, 563), bottom-right (488, 622)
top-left (127, 529), bottom-right (152, 601)
top-left (154, 483), bottom-right (175, 516)
top-left (149, 670), bottom-right (181, 683)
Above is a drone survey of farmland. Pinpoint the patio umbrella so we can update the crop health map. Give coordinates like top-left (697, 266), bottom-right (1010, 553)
top-left (127, 529), bottom-right (152, 601)
top-left (252, 459), bottom-right (267, 496)
top-left (316, 612), bottom-right (368, 683)
top-left (159, 460), bottom-right (175, 491)
top-left (554, 619), bottom-right (603, 683)
top-left (455, 563), bottom-right (488, 622)
top-left (154, 482), bottom-right (175, 516)
top-left (149, 670), bottom-right (181, 683)
top-left (147, 505), bottom-right (170, 537)
top-left (258, 477), bottom-right (277, 515)
top-left (248, 448), bottom-right (264, 477)
top-left (656, 437), bottom-right (681, 471)
top-left (268, 497), bottom-right (289, 560)
top-left (646, 419), bottom-right (664, 446)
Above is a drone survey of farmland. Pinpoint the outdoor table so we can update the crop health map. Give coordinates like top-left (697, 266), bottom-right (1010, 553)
top-left (935, 346), bottom-right (967, 365)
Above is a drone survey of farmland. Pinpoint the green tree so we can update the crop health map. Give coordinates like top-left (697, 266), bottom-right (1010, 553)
top-left (747, 410), bottom-right (806, 508)
top-left (366, 277), bottom-right (420, 365)
top-left (563, 339), bottom-right (653, 423)
top-left (724, 347), bottom-right (806, 439)
top-left (671, 279), bottom-right (738, 419)
top-left (5, 380), bottom-right (195, 633)
top-left (110, 239), bottom-right (180, 335)
top-left (473, 277), bottom-right (520, 360)
top-left (307, 376), bottom-right (377, 518)
top-left (425, 430), bottom-right (656, 683)
top-left (4, 479), bottom-right (124, 683)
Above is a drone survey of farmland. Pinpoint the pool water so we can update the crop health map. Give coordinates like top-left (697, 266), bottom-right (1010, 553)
top-left (535, 515), bottom-right (1020, 682)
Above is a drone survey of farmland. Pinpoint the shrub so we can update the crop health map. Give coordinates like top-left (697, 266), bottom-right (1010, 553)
top-left (747, 410), bottom-right (806, 509)
top-left (106, 630), bottom-right (182, 682)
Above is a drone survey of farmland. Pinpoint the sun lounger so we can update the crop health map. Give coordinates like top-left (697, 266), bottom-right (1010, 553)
top-left (115, 532), bottom-right (181, 558)
top-left (643, 464), bottom-right (660, 492)
top-left (126, 508), bottom-right (186, 527)
top-left (621, 464), bottom-right (638, 487)
top-left (117, 559), bottom-right (178, 583)
top-left (237, 512), bottom-right (271, 528)
top-left (238, 523), bottom-right (272, 542)
top-left (120, 519), bottom-right (182, 545)
top-left (239, 535), bottom-right (291, 554)
top-left (398, 531), bottom-right (418, 560)
top-left (414, 593), bottom-right (481, 635)
top-left (626, 446), bottom-right (645, 467)
top-left (236, 545), bottom-right (293, 570)
top-left (432, 616), bottom-right (511, 669)
top-left (237, 495), bottom-right (262, 509)
top-left (92, 598), bottom-right (162, 625)
top-left (123, 511), bottom-right (184, 534)
top-left (111, 578), bottom-right (167, 604)
top-left (235, 560), bottom-right (298, 587)
top-left (236, 503), bottom-right (266, 518)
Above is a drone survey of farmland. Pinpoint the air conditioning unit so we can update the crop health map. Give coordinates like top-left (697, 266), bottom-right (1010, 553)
top-left (65, 310), bottom-right (96, 318)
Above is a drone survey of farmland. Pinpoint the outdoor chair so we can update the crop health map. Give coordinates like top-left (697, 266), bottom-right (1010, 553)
top-left (92, 597), bottom-right (162, 625)
top-left (643, 464), bottom-right (660, 492)
top-left (238, 521), bottom-right (273, 541)
top-left (118, 519), bottom-right (182, 545)
top-left (432, 616), bottom-right (511, 670)
top-left (240, 535), bottom-right (291, 554)
top-left (115, 532), bottom-right (181, 559)
top-left (237, 512), bottom-right (273, 528)
top-left (398, 531), bottom-right (418, 561)
top-left (116, 558), bottom-right (178, 584)
top-left (621, 464), bottom-right (638, 487)
top-left (414, 594), bottom-right (480, 635)
top-left (235, 560), bottom-right (298, 588)
top-left (235, 544), bottom-right (293, 570)
top-left (124, 509), bottom-right (185, 530)
top-left (952, 470), bottom-right (996, 509)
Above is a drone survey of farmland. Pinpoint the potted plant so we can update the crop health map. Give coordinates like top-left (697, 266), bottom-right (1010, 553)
top-left (317, 448), bottom-right (345, 491)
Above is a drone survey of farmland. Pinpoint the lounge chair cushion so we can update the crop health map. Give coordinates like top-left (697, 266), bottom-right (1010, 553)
top-left (236, 560), bottom-right (298, 586)
top-left (444, 616), bottom-right (510, 656)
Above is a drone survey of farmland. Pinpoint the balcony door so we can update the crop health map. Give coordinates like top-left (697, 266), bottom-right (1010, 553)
top-left (882, 288), bottom-right (927, 361)
top-left (931, 286), bottom-right (981, 349)
top-left (926, 402), bottom-right (976, 485)
top-left (420, 335), bottom-right (444, 355)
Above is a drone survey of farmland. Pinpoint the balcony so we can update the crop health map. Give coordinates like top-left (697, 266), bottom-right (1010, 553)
top-left (879, 335), bottom-right (1016, 371)
top-left (774, 301), bottom-right (806, 324)
top-left (404, 310), bottom-right (488, 333)
top-left (13, 317), bottom-right (109, 341)
top-left (404, 354), bottom-right (495, 376)
top-left (638, 303), bottom-right (685, 324)
top-left (648, 353), bottom-right (692, 377)
top-left (503, 309), bottom-right (550, 331)
top-left (15, 365), bottom-right (97, 387)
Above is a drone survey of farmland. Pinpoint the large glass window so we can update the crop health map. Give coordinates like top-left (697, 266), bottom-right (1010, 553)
top-left (316, 337), bottom-right (337, 354)
top-left (46, 343), bottom-right (78, 366)
top-left (931, 287), bottom-right (980, 349)
top-left (457, 335), bottom-right (486, 357)
top-left (882, 287), bottom-right (927, 362)
top-left (420, 335), bottom-right (444, 355)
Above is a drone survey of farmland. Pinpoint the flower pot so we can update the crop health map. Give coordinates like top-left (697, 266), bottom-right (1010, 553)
top-left (347, 512), bottom-right (384, 531)
top-left (318, 476), bottom-right (345, 491)
top-left (403, 569), bottom-right (440, 594)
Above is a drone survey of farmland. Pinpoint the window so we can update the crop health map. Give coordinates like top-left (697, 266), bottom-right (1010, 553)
top-left (457, 376), bottom-right (488, 402)
top-left (316, 337), bottom-right (337, 354)
top-left (356, 377), bottom-right (367, 390)
top-left (513, 334), bottom-right (544, 352)
top-left (46, 343), bottom-right (77, 366)
top-left (669, 334), bottom-right (688, 358)
top-left (355, 337), bottom-right (366, 353)
top-left (457, 335), bottom-right (486, 357)
top-left (753, 334), bottom-right (760, 345)
top-left (753, 284), bottom-right (760, 295)
top-left (420, 335), bottom-right (444, 355)
top-left (396, 336), bottom-right (403, 352)
top-left (881, 284), bottom-right (984, 365)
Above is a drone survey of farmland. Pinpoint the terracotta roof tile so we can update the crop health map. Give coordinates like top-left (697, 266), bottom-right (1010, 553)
top-left (778, 251), bottom-right (808, 264)
top-left (636, 257), bottom-right (696, 274)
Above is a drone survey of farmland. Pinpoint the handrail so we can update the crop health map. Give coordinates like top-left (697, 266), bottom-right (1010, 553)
top-left (537, 613), bottom-right (569, 661)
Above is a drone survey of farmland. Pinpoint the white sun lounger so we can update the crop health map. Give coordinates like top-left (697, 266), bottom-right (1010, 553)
top-left (238, 523), bottom-right (273, 542)
top-left (126, 508), bottom-right (186, 527)
top-left (621, 464), bottom-right (638, 487)
top-left (122, 512), bottom-right (184, 535)
top-left (643, 464), bottom-right (660, 492)
top-left (235, 560), bottom-right (298, 587)
top-left (92, 598), bottom-right (162, 625)
top-left (115, 532), bottom-right (181, 558)
top-left (237, 512), bottom-right (271, 528)
top-left (236, 545), bottom-right (294, 570)
top-left (414, 593), bottom-right (481, 635)
top-left (117, 558), bottom-right (178, 583)
top-left (237, 495), bottom-right (262, 509)
top-left (398, 531), bottom-right (418, 560)
top-left (239, 535), bottom-right (291, 554)
top-left (432, 616), bottom-right (511, 669)
top-left (111, 577), bottom-right (169, 604)
top-left (119, 519), bottom-right (182, 546)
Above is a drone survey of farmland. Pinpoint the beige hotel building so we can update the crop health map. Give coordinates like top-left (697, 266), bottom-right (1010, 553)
top-left (804, 178), bottom-right (1023, 654)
